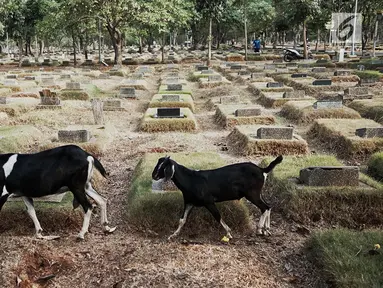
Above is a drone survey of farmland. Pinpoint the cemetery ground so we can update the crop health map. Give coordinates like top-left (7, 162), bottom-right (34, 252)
top-left (0, 60), bottom-right (383, 288)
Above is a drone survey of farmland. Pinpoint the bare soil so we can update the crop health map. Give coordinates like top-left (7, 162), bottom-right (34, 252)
top-left (0, 65), bottom-right (327, 288)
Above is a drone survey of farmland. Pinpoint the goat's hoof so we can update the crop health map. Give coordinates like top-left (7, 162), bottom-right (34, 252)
top-left (263, 229), bottom-right (272, 236)
top-left (256, 228), bottom-right (263, 236)
top-left (77, 234), bottom-right (86, 241)
top-left (104, 226), bottom-right (117, 234)
top-left (36, 234), bottom-right (60, 241)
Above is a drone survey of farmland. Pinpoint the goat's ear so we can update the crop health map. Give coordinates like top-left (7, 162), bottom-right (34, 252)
top-left (164, 163), bottom-right (174, 181)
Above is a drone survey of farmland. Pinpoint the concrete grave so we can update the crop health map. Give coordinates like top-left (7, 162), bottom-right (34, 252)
top-left (220, 95), bottom-right (240, 104)
top-left (103, 99), bottom-right (124, 111)
top-left (299, 166), bottom-right (359, 187)
top-left (119, 87), bottom-right (136, 98)
top-left (312, 79), bottom-right (332, 86)
top-left (6, 74), bottom-right (17, 79)
top-left (235, 108), bottom-right (261, 117)
top-left (266, 82), bottom-right (283, 88)
top-left (164, 78), bottom-right (180, 84)
top-left (256, 126), bottom-right (294, 140)
top-left (41, 77), bottom-right (56, 86)
top-left (156, 107), bottom-right (183, 118)
top-left (24, 76), bottom-right (35, 80)
top-left (132, 72), bottom-right (144, 79)
top-left (196, 65), bottom-right (208, 71)
top-left (208, 75), bottom-right (223, 82)
top-left (3, 79), bottom-right (18, 86)
top-left (0, 97), bottom-right (7, 104)
top-left (58, 130), bottom-right (90, 143)
top-left (355, 128), bottom-right (383, 138)
top-left (291, 73), bottom-right (307, 78)
top-left (313, 100), bottom-right (342, 109)
top-left (334, 70), bottom-right (352, 76)
top-left (276, 68), bottom-right (289, 73)
top-left (167, 84), bottom-right (182, 91)
top-left (201, 69), bottom-right (214, 74)
top-left (66, 82), bottom-right (81, 90)
top-left (343, 87), bottom-right (373, 100)
top-left (162, 95), bottom-right (180, 102)
top-left (312, 67), bottom-right (326, 73)
top-left (238, 70), bottom-right (250, 76)
top-left (283, 90), bottom-right (305, 98)
top-left (230, 65), bottom-right (242, 70)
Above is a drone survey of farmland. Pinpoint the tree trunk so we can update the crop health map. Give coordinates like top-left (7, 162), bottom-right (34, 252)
top-left (18, 38), bottom-right (23, 67)
top-left (139, 36), bottom-right (143, 54)
top-left (244, 17), bottom-right (248, 60)
top-left (92, 99), bottom-right (104, 125)
top-left (303, 20), bottom-right (308, 59)
top-left (315, 29), bottom-right (320, 52)
top-left (161, 33), bottom-right (165, 64)
top-left (207, 17), bottom-right (212, 66)
top-left (72, 31), bottom-right (77, 66)
top-left (84, 32), bottom-right (89, 60)
top-left (107, 24), bottom-right (122, 65)
top-left (38, 40), bottom-right (43, 56)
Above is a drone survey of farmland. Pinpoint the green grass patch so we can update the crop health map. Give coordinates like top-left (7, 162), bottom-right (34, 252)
top-left (348, 99), bottom-right (383, 124)
top-left (308, 229), bottom-right (383, 288)
top-left (367, 152), bottom-right (383, 181)
top-left (354, 70), bottom-right (383, 81)
top-left (59, 90), bottom-right (90, 100)
top-left (0, 125), bottom-right (43, 153)
top-left (127, 152), bottom-right (250, 236)
top-left (262, 155), bottom-right (383, 227)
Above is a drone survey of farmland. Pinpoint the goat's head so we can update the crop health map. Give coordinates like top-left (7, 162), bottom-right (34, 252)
top-left (152, 156), bottom-right (174, 181)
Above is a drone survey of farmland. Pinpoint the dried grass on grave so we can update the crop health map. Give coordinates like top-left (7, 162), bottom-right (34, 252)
top-left (59, 90), bottom-right (90, 100)
top-left (247, 83), bottom-right (294, 96)
top-left (0, 85), bottom-right (22, 92)
top-left (202, 85), bottom-right (247, 100)
top-left (198, 79), bottom-right (230, 89)
top-left (257, 92), bottom-right (314, 108)
top-left (348, 99), bottom-right (383, 124)
top-left (0, 87), bottom-right (12, 96)
top-left (250, 77), bottom-right (275, 82)
top-left (214, 105), bottom-right (275, 128)
top-left (307, 118), bottom-right (383, 160)
top-left (261, 155), bottom-right (383, 227)
top-left (10, 92), bottom-right (39, 98)
top-left (331, 75), bottom-right (360, 82)
top-left (280, 101), bottom-right (361, 123)
top-left (128, 152), bottom-right (250, 236)
top-left (0, 125), bottom-right (43, 153)
top-left (227, 126), bottom-right (309, 156)
top-left (225, 54), bottom-right (245, 62)
top-left (312, 54), bottom-right (331, 60)
top-left (141, 107), bottom-right (197, 132)
top-left (0, 104), bottom-right (32, 117)
top-left (148, 94), bottom-right (195, 112)
top-left (286, 79), bottom-right (348, 95)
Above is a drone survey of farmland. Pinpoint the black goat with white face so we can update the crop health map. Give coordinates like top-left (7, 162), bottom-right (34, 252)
top-left (0, 145), bottom-right (116, 240)
top-left (152, 155), bottom-right (283, 240)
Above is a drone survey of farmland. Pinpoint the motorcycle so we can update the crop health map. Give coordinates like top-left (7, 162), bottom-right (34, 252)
top-left (283, 48), bottom-right (312, 62)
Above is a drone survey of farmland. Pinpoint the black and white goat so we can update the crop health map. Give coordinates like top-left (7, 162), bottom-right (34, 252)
top-left (152, 155), bottom-right (283, 240)
top-left (0, 145), bottom-right (116, 240)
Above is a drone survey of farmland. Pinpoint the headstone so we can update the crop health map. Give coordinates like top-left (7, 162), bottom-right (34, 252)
top-left (291, 73), bottom-right (307, 78)
top-left (167, 84), bottom-right (182, 91)
top-left (0, 97), bottom-right (7, 104)
top-left (24, 76), bottom-right (35, 80)
top-left (120, 87), bottom-right (136, 97)
top-left (338, 48), bottom-right (345, 62)
top-left (41, 77), bottom-right (55, 86)
top-left (103, 99), bottom-right (123, 111)
top-left (266, 82), bottom-right (283, 88)
top-left (300, 166), bottom-right (359, 187)
top-left (334, 70), bottom-right (352, 76)
top-left (208, 75), bottom-right (223, 82)
top-left (196, 65), bottom-right (208, 71)
top-left (162, 95), bottom-right (180, 102)
top-left (355, 128), bottom-right (383, 138)
top-left (164, 78), bottom-right (179, 84)
top-left (92, 99), bottom-right (104, 125)
top-left (58, 130), bottom-right (90, 143)
top-left (230, 65), bottom-right (242, 70)
top-left (313, 100), bottom-right (342, 109)
top-left (60, 74), bottom-right (71, 80)
top-left (312, 67), bottom-right (326, 73)
top-left (40, 96), bottom-right (60, 105)
top-left (312, 79), bottom-right (332, 86)
top-left (344, 87), bottom-right (369, 96)
top-left (6, 74), bottom-right (17, 79)
top-left (235, 108), bottom-right (261, 117)
top-left (220, 95), bottom-right (240, 104)
top-left (156, 107), bottom-right (182, 118)
top-left (238, 70), bottom-right (250, 76)
top-left (132, 72), bottom-right (144, 79)
top-left (201, 69), bottom-right (214, 74)
top-left (264, 64), bottom-right (275, 70)
top-left (359, 78), bottom-right (377, 85)
top-left (275, 68), bottom-right (289, 73)
top-left (66, 82), bottom-right (81, 90)
top-left (283, 90), bottom-right (305, 98)
top-left (256, 127), bottom-right (294, 140)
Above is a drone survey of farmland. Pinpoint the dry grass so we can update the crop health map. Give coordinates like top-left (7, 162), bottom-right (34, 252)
top-left (228, 125), bottom-right (309, 156)
top-left (247, 83), bottom-right (294, 96)
top-left (141, 107), bottom-right (197, 132)
top-left (312, 54), bottom-right (331, 60)
top-left (307, 118), bottom-right (383, 160)
top-left (286, 78), bottom-right (349, 95)
top-left (331, 75), bottom-right (360, 82)
top-left (198, 78), bottom-right (231, 89)
top-left (0, 125), bottom-right (43, 153)
top-left (0, 103), bottom-right (32, 116)
top-left (280, 100), bottom-right (361, 123)
top-left (214, 104), bottom-right (275, 128)
top-left (148, 94), bottom-right (195, 112)
top-left (262, 155), bottom-right (383, 227)
top-left (348, 99), bottom-right (383, 124)
top-left (258, 91), bottom-right (314, 108)
top-left (117, 80), bottom-right (149, 91)
top-left (127, 152), bottom-right (250, 236)
top-left (0, 87), bottom-right (12, 96)
top-left (225, 54), bottom-right (245, 62)
top-left (59, 90), bottom-right (90, 100)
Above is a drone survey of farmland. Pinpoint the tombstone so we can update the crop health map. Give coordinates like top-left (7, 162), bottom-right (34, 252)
top-left (201, 69), bottom-right (214, 74)
top-left (313, 100), bottom-right (342, 109)
top-left (238, 70), bottom-right (250, 76)
top-left (92, 99), bottom-right (104, 125)
top-left (58, 130), bottom-right (90, 143)
top-left (103, 99), bottom-right (123, 111)
top-left (334, 70), bottom-right (352, 76)
top-left (264, 64), bottom-right (275, 70)
top-left (235, 108), bottom-right (261, 117)
top-left (164, 78), bottom-right (180, 84)
top-left (132, 72), bottom-right (144, 79)
top-left (60, 74), bottom-right (71, 80)
top-left (156, 108), bottom-right (183, 118)
top-left (230, 65), bottom-right (242, 70)
top-left (256, 127), bottom-right (294, 140)
top-left (344, 87), bottom-right (369, 96)
top-left (6, 74), bottom-right (17, 79)
top-left (167, 72), bottom-right (179, 77)
top-left (208, 75), bottom-right (223, 82)
top-left (299, 166), bottom-right (359, 187)
top-left (167, 84), bottom-right (182, 91)
top-left (275, 68), bottom-right (289, 73)
top-left (338, 48), bottom-right (345, 62)
top-left (291, 73), bottom-right (307, 78)
top-left (283, 90), bottom-right (305, 98)
top-left (266, 82), bottom-right (283, 88)
top-left (312, 79), bottom-right (332, 86)
top-left (220, 95), bottom-right (240, 104)
top-left (359, 78), bottom-right (377, 86)
top-left (0, 97), bottom-right (7, 104)
top-left (66, 82), bottom-right (81, 90)
top-left (41, 77), bottom-right (55, 86)
top-left (24, 76), bottom-right (35, 80)
top-left (162, 95), bottom-right (180, 102)
top-left (119, 87), bottom-right (136, 98)
top-left (312, 67), bottom-right (326, 73)
top-left (357, 65), bottom-right (365, 71)
top-left (355, 128), bottom-right (383, 138)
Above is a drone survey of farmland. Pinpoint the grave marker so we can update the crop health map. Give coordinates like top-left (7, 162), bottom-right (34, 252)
top-left (167, 84), bottom-right (182, 91)
top-left (313, 100), bottom-right (342, 109)
top-left (299, 166), bottom-right (359, 187)
top-left (256, 127), bottom-right (294, 140)
top-left (6, 74), bottom-right (17, 79)
top-left (230, 65), bottom-right (242, 70)
top-left (208, 75), bottom-right (223, 82)
top-left (283, 90), bottom-right (305, 98)
top-left (291, 73), bottom-right (307, 78)
top-left (120, 87), bottom-right (136, 98)
top-left (220, 95), bottom-right (240, 104)
top-left (235, 108), bottom-right (261, 117)
top-left (355, 128), bottom-right (383, 138)
top-left (24, 76), bottom-right (35, 80)
top-left (103, 99), bottom-right (123, 111)
top-left (334, 70), bottom-right (352, 76)
top-left (238, 70), bottom-right (250, 76)
top-left (58, 130), bottom-right (90, 143)
top-left (266, 82), bottom-right (283, 88)
top-left (0, 97), bottom-right (7, 104)
top-left (66, 82), bottom-right (81, 90)
top-left (162, 95), bottom-right (180, 102)
top-left (156, 108), bottom-right (183, 118)
top-left (312, 67), bottom-right (326, 73)
top-left (196, 65), bottom-right (208, 71)
top-left (312, 79), bottom-right (332, 86)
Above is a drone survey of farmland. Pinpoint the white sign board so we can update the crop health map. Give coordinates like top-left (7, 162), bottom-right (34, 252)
top-left (331, 13), bottom-right (362, 44)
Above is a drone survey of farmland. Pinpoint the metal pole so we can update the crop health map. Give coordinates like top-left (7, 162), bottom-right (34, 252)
top-left (351, 0), bottom-right (358, 55)
top-left (98, 17), bottom-right (102, 64)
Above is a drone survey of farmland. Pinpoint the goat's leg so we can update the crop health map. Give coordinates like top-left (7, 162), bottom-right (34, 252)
top-left (85, 184), bottom-right (116, 234)
top-left (72, 189), bottom-right (93, 240)
top-left (245, 194), bottom-right (271, 236)
top-left (22, 197), bottom-right (60, 240)
top-left (205, 203), bottom-right (233, 239)
top-left (168, 204), bottom-right (193, 241)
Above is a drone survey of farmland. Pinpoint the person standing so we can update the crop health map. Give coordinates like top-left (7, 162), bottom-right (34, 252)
top-left (253, 37), bottom-right (261, 53)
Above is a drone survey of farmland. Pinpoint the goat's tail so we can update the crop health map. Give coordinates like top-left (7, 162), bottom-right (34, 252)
top-left (262, 155), bottom-right (283, 174)
top-left (93, 156), bottom-right (108, 178)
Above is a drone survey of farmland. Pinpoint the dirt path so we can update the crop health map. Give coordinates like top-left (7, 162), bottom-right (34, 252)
top-left (0, 66), bottom-right (326, 288)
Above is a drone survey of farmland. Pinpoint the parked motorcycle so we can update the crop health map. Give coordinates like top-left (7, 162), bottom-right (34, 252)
top-left (283, 48), bottom-right (312, 62)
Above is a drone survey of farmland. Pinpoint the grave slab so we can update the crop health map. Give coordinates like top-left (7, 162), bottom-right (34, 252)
top-left (167, 84), bottom-right (182, 91)
top-left (162, 95), bottom-right (180, 102)
top-left (208, 75), bottom-right (223, 82)
top-left (0, 97), bottom-right (7, 104)
top-left (313, 100), bottom-right (343, 109)
top-left (235, 108), bottom-right (261, 117)
top-left (299, 166), bottom-right (359, 187)
top-left (58, 130), bottom-right (90, 143)
top-left (312, 79), bottom-right (332, 86)
top-left (283, 90), bottom-right (305, 98)
top-left (355, 128), bottom-right (383, 138)
top-left (266, 82), bottom-right (283, 88)
top-left (334, 70), bottom-right (352, 76)
top-left (220, 95), bottom-right (240, 104)
top-left (256, 126), bottom-right (294, 140)
top-left (156, 108), bottom-right (183, 118)
top-left (120, 87), bottom-right (136, 98)
top-left (291, 73), bottom-right (307, 78)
